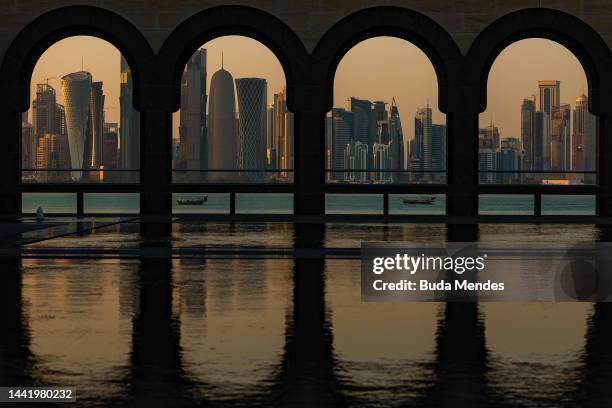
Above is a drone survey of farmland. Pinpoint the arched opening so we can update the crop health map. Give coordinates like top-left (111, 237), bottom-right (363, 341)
top-left (326, 36), bottom-right (446, 214)
top-left (22, 35), bottom-right (140, 214)
top-left (171, 35), bottom-right (292, 214)
top-left (479, 38), bottom-right (596, 215)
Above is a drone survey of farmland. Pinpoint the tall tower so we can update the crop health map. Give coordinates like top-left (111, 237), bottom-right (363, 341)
top-left (273, 88), bottom-right (293, 177)
top-left (538, 80), bottom-right (560, 115)
top-left (208, 64), bottom-right (237, 180)
top-left (236, 78), bottom-right (267, 180)
top-left (432, 124), bottom-right (446, 182)
top-left (573, 94), bottom-right (596, 172)
top-left (350, 97), bottom-right (374, 145)
top-left (32, 83), bottom-right (57, 139)
top-left (119, 55), bottom-right (140, 173)
top-left (389, 99), bottom-right (404, 175)
top-left (179, 48), bottom-right (207, 174)
top-left (61, 71), bottom-right (92, 179)
top-left (331, 108), bottom-right (353, 181)
top-left (266, 102), bottom-right (275, 168)
top-left (521, 96), bottom-right (536, 171)
top-left (89, 81), bottom-right (105, 168)
top-left (415, 105), bottom-right (432, 181)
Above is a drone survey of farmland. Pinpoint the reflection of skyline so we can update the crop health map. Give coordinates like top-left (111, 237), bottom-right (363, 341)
top-left (3, 223), bottom-right (612, 405)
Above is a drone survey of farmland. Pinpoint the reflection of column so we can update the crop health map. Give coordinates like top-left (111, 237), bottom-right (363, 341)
top-left (0, 257), bottom-right (34, 386)
top-left (129, 256), bottom-right (189, 405)
top-left (427, 303), bottom-right (489, 407)
top-left (422, 224), bottom-right (490, 406)
top-left (579, 303), bottom-right (612, 407)
top-left (272, 224), bottom-right (344, 406)
top-left (577, 226), bottom-right (612, 406)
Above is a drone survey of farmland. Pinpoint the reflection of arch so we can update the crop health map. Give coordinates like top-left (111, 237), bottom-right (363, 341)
top-left (313, 6), bottom-right (464, 113)
top-left (0, 5), bottom-right (154, 112)
top-left (467, 8), bottom-right (612, 115)
top-left (158, 5), bottom-right (309, 113)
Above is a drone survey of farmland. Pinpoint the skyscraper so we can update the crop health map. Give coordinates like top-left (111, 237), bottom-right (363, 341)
top-left (21, 121), bottom-right (36, 172)
top-left (89, 81), bottom-right (105, 168)
top-left (521, 96), bottom-right (536, 171)
top-left (208, 64), bottom-right (237, 179)
top-left (354, 141), bottom-right (369, 182)
top-left (351, 97), bottom-right (374, 147)
top-left (573, 94), bottom-right (596, 174)
top-left (478, 134), bottom-right (496, 184)
top-left (535, 111), bottom-right (550, 170)
top-left (32, 84), bottom-right (58, 139)
top-left (431, 124), bottom-right (446, 182)
top-left (373, 142), bottom-right (392, 182)
top-left (273, 88), bottom-right (293, 177)
top-left (266, 102), bottom-right (275, 168)
top-left (497, 138), bottom-right (522, 184)
top-left (551, 103), bottom-right (570, 171)
top-left (389, 99), bottom-right (404, 176)
top-left (415, 106), bottom-right (432, 181)
top-left (35, 133), bottom-right (71, 182)
top-left (538, 80), bottom-right (560, 116)
top-left (331, 108), bottom-right (353, 181)
top-left (119, 56), bottom-right (140, 173)
top-left (61, 71), bottom-right (92, 179)
top-left (236, 78), bottom-right (267, 180)
top-left (179, 48), bottom-right (207, 174)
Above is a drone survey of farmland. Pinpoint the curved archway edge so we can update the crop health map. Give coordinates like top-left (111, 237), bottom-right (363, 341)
top-left (1, 6), bottom-right (612, 219)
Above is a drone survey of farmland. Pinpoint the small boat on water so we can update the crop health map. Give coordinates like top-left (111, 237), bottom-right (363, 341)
top-left (177, 196), bottom-right (208, 205)
top-left (403, 196), bottom-right (436, 205)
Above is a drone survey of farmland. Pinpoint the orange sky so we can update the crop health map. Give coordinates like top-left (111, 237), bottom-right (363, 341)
top-left (29, 36), bottom-right (588, 142)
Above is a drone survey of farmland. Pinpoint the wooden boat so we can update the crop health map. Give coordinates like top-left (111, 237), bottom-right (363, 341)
top-left (403, 196), bottom-right (436, 205)
top-left (176, 196), bottom-right (208, 205)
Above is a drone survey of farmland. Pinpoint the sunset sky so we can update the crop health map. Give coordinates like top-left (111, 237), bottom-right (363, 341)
top-left (29, 36), bottom-right (588, 143)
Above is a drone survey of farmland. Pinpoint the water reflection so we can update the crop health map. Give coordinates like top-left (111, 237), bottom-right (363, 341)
top-left (3, 222), bottom-right (612, 406)
top-left (129, 257), bottom-right (191, 406)
top-left (0, 257), bottom-right (35, 387)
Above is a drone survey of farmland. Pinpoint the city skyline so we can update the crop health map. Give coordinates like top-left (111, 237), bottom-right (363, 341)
top-left (26, 35), bottom-right (592, 184)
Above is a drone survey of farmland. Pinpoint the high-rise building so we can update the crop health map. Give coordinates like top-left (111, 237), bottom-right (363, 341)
top-left (89, 81), bottom-right (105, 168)
top-left (266, 103), bottom-right (275, 168)
top-left (535, 111), bottom-right (550, 170)
top-left (331, 108), bottom-right (353, 181)
top-left (208, 65), bottom-right (237, 180)
top-left (55, 104), bottom-right (66, 136)
top-left (478, 135), bottom-right (496, 184)
top-left (497, 137), bottom-right (522, 184)
top-left (389, 99), bottom-right (404, 177)
top-left (551, 103), bottom-right (571, 171)
top-left (35, 133), bottom-right (71, 182)
top-left (521, 96), bottom-right (536, 171)
top-left (273, 88), bottom-right (293, 178)
top-left (343, 143), bottom-right (355, 181)
top-left (32, 84), bottom-right (57, 139)
top-left (354, 141), bottom-right (369, 182)
top-left (538, 80), bottom-right (560, 116)
top-left (236, 78), bottom-right (267, 180)
top-left (61, 71), bottom-right (92, 179)
top-left (350, 97), bottom-right (374, 146)
top-left (373, 142), bottom-right (392, 182)
top-left (22, 121), bottom-right (36, 172)
top-left (415, 106), bottom-right (432, 181)
top-left (179, 48), bottom-right (207, 174)
top-left (102, 122), bottom-right (119, 170)
top-left (431, 124), bottom-right (446, 183)
top-left (573, 94), bottom-right (596, 174)
top-left (119, 56), bottom-right (140, 173)
top-left (325, 114), bottom-right (333, 182)
top-left (373, 101), bottom-right (389, 144)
